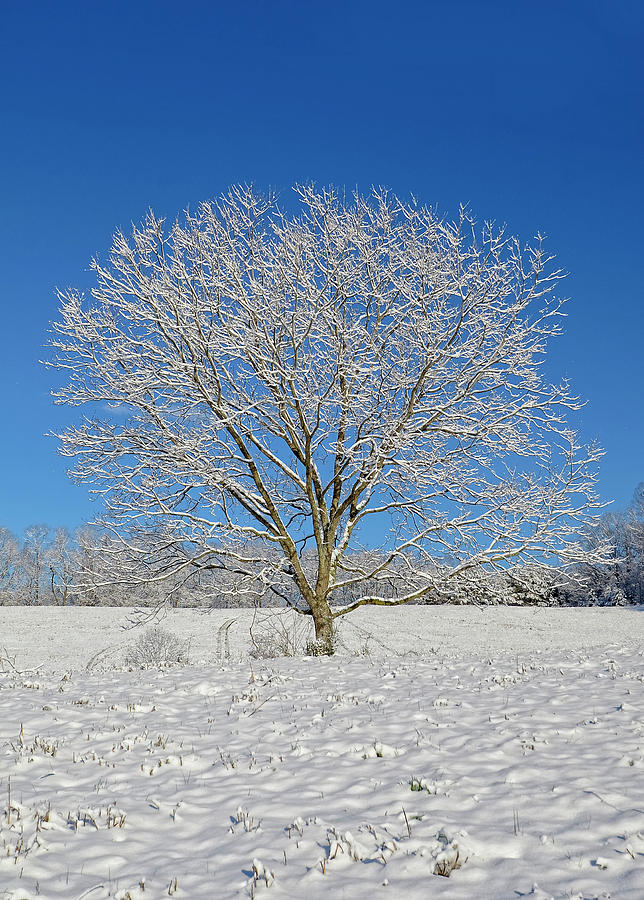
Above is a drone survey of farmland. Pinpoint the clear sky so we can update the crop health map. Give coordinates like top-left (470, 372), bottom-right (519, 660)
top-left (1, 0), bottom-right (642, 536)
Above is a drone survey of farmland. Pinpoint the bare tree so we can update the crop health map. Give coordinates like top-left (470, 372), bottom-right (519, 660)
top-left (49, 186), bottom-right (606, 651)
top-left (21, 524), bottom-right (50, 605)
top-left (47, 527), bottom-right (75, 605)
top-left (629, 483), bottom-right (644, 556)
top-left (573, 484), bottom-right (644, 605)
top-left (0, 527), bottom-right (21, 604)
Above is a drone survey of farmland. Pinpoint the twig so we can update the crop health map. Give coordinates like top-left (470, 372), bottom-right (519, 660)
top-left (0, 646), bottom-right (43, 676)
top-left (402, 806), bottom-right (412, 838)
top-left (246, 692), bottom-right (277, 717)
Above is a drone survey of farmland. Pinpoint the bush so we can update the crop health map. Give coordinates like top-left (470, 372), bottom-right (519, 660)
top-left (124, 626), bottom-right (190, 668)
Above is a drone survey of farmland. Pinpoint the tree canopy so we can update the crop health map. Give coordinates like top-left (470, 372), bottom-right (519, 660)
top-left (50, 186), bottom-right (606, 650)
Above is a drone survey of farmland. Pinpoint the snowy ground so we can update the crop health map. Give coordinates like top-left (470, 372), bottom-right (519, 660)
top-left (1, 606), bottom-right (643, 899)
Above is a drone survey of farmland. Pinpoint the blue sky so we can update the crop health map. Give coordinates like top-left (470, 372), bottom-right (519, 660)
top-left (1, 0), bottom-right (642, 536)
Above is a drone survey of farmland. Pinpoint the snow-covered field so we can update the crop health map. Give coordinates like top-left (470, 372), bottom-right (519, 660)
top-left (1, 606), bottom-right (643, 899)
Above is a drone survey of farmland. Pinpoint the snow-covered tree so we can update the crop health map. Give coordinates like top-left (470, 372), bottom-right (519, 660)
top-left (571, 484), bottom-right (644, 606)
top-left (0, 527), bottom-right (21, 605)
top-left (21, 524), bottom-right (50, 605)
top-left (627, 483), bottom-right (644, 602)
top-left (47, 527), bottom-right (76, 605)
top-left (49, 186), bottom-right (607, 651)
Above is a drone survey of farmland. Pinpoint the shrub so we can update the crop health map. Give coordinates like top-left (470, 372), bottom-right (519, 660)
top-left (125, 626), bottom-right (190, 668)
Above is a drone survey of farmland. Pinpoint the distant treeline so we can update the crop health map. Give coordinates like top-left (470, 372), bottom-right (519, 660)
top-left (1, 485), bottom-right (642, 607)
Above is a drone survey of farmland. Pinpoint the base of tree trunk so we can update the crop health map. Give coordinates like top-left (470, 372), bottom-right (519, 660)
top-left (310, 609), bottom-right (335, 655)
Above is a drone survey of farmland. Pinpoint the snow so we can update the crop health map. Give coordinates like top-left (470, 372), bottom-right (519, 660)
top-left (0, 605), bottom-right (643, 898)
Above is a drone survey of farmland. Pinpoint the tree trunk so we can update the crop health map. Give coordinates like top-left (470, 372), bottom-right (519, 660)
top-left (309, 596), bottom-right (335, 655)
